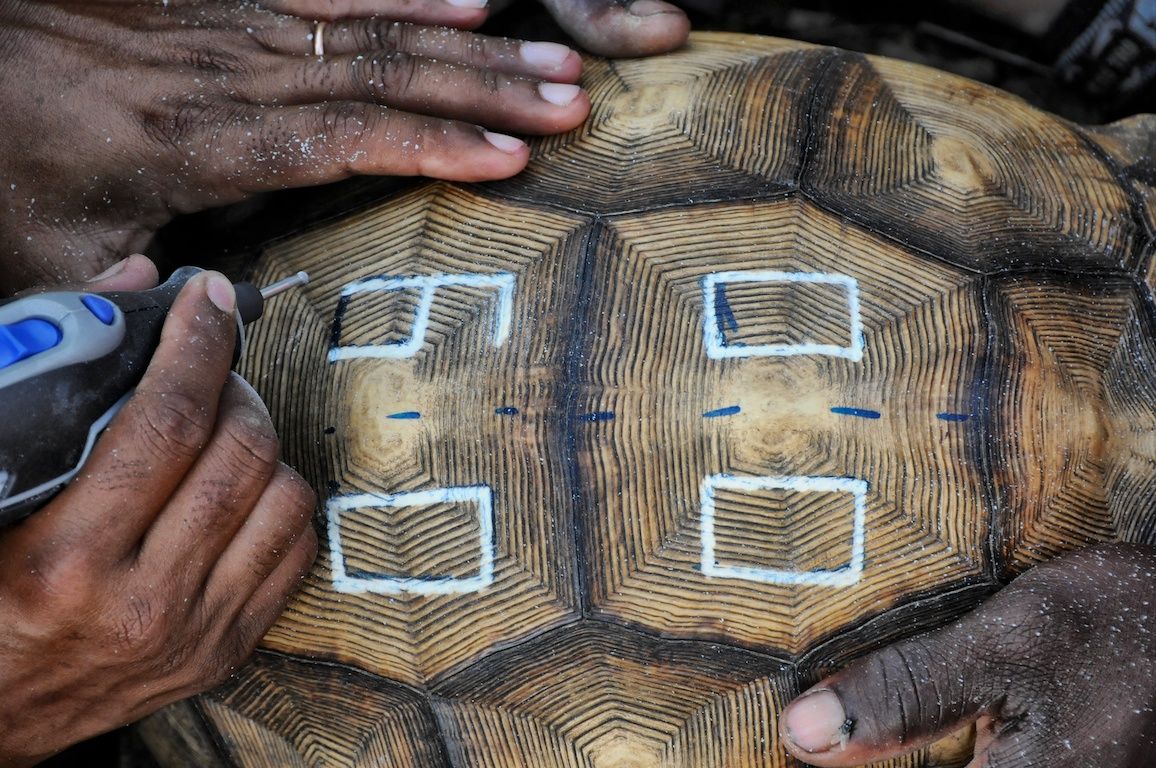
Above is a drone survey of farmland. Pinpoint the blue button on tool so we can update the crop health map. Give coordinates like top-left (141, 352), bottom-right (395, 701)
top-left (0, 319), bottom-right (63, 369)
top-left (81, 295), bottom-right (117, 326)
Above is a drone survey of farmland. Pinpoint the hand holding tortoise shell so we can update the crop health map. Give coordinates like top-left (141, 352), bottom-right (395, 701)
top-left (0, 0), bottom-right (601, 294)
top-left (0, 0), bottom-right (696, 296)
top-left (782, 543), bottom-right (1156, 767)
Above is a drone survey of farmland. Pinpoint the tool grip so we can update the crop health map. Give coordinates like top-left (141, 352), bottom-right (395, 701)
top-left (0, 267), bottom-right (235, 524)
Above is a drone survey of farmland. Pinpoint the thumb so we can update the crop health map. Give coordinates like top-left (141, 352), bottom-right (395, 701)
top-left (538, 0), bottom-right (690, 58)
top-left (779, 625), bottom-right (989, 766)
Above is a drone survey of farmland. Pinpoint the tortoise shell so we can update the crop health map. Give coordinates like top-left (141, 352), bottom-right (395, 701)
top-left (144, 32), bottom-right (1156, 768)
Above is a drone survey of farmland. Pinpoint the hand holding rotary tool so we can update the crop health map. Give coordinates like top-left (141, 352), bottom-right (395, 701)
top-left (0, 265), bottom-right (308, 523)
top-left (0, 258), bottom-right (318, 766)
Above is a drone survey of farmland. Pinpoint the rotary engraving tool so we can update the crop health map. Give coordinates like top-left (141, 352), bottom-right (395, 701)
top-left (0, 267), bottom-right (309, 525)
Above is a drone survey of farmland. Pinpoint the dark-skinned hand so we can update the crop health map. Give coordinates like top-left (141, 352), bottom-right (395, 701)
top-left (490, 0), bottom-right (691, 57)
top-left (0, 0), bottom-right (606, 293)
top-left (780, 542), bottom-right (1156, 767)
top-left (0, 256), bottom-right (318, 767)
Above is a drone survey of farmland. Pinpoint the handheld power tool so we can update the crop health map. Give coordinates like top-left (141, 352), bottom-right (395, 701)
top-left (0, 266), bottom-right (309, 525)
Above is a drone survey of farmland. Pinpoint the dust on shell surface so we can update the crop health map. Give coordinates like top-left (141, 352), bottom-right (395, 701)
top-left (217, 32), bottom-right (1155, 768)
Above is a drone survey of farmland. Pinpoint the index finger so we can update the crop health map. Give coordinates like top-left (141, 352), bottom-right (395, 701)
top-left (9, 254), bottom-right (159, 299)
top-left (34, 272), bottom-right (239, 557)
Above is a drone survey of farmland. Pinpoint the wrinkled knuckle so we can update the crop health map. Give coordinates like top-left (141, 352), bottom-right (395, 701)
top-left (218, 413), bottom-right (281, 483)
top-left (318, 100), bottom-right (374, 140)
top-left (373, 51), bottom-right (421, 99)
top-left (248, 545), bottom-right (285, 583)
top-left (184, 46), bottom-right (250, 77)
top-left (113, 595), bottom-right (167, 652)
top-left (480, 69), bottom-right (503, 98)
top-left (140, 100), bottom-right (215, 151)
top-left (363, 18), bottom-right (403, 50)
top-left (132, 390), bottom-right (215, 463)
top-left (464, 36), bottom-right (494, 67)
top-left (244, 25), bottom-right (282, 55)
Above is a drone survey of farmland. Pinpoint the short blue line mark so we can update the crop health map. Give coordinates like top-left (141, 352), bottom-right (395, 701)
top-left (495, 406), bottom-right (520, 416)
top-left (581, 411), bottom-right (616, 423)
top-left (704, 405), bottom-right (742, 418)
top-left (714, 283), bottom-right (739, 337)
top-left (387, 411), bottom-right (422, 420)
top-left (831, 407), bottom-right (881, 420)
top-left (937, 412), bottom-right (970, 422)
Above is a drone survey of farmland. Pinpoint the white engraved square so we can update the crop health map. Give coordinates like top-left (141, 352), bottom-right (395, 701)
top-left (702, 270), bottom-right (863, 361)
top-left (700, 474), bottom-right (866, 587)
top-left (328, 486), bottom-right (495, 595)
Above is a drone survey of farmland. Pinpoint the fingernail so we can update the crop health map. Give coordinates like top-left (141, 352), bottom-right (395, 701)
top-left (538, 82), bottom-right (582, 107)
top-left (86, 259), bottom-right (128, 282)
top-left (520, 41), bottom-right (572, 70)
top-left (445, 0), bottom-right (487, 7)
top-left (206, 273), bottom-right (236, 314)
top-left (629, 0), bottom-right (674, 15)
top-left (783, 690), bottom-right (849, 754)
top-left (483, 131), bottom-right (525, 154)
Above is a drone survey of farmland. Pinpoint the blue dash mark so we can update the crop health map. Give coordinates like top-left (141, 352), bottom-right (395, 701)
top-left (495, 406), bottom-right (520, 416)
top-left (831, 406), bottom-right (881, 420)
top-left (704, 405), bottom-right (742, 419)
top-left (713, 283), bottom-right (739, 338)
top-left (937, 412), bottom-right (970, 422)
top-left (387, 411), bottom-right (422, 420)
top-left (581, 411), bottom-right (616, 423)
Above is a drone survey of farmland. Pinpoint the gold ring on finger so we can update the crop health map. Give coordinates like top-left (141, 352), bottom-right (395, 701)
top-left (313, 21), bottom-right (327, 58)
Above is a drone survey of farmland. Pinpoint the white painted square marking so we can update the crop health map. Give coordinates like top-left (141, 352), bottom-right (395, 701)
top-left (702, 270), bottom-right (864, 361)
top-left (700, 474), bottom-right (866, 586)
top-left (329, 273), bottom-right (516, 362)
top-left (328, 486), bottom-right (495, 595)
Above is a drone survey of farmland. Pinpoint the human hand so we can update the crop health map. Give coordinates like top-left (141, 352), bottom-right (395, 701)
top-left (492, 0), bottom-right (692, 58)
top-left (0, 1), bottom-right (591, 293)
top-left (780, 543), bottom-right (1156, 767)
top-left (0, 256), bottom-right (317, 767)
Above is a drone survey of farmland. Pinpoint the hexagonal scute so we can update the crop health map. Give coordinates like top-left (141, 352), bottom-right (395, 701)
top-left (1085, 114), bottom-right (1156, 245)
top-left (803, 52), bottom-right (1144, 272)
top-left (576, 198), bottom-right (990, 654)
top-left (986, 274), bottom-right (1156, 576)
top-left (482, 33), bottom-right (820, 214)
top-left (1085, 115), bottom-right (1156, 287)
top-left (196, 653), bottom-right (448, 768)
top-left (429, 622), bottom-right (797, 768)
top-left (239, 182), bottom-right (592, 683)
